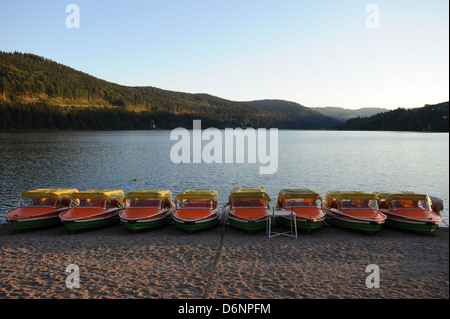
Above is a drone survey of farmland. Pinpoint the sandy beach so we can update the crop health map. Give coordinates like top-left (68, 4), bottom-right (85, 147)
top-left (0, 221), bottom-right (448, 300)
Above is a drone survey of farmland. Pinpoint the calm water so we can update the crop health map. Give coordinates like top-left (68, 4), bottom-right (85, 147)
top-left (0, 130), bottom-right (448, 225)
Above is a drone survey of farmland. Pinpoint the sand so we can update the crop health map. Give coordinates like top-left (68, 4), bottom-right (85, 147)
top-left (0, 222), bottom-right (448, 299)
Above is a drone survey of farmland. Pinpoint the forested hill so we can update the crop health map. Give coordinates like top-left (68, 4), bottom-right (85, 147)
top-left (342, 102), bottom-right (449, 132)
top-left (0, 51), bottom-right (338, 130)
top-left (1, 51), bottom-right (447, 132)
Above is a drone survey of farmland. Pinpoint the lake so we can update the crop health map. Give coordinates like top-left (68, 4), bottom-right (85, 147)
top-left (0, 130), bottom-right (448, 225)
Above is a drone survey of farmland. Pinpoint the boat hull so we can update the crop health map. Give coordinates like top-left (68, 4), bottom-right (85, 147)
top-left (224, 206), bottom-right (270, 233)
top-left (276, 216), bottom-right (324, 233)
top-left (9, 216), bottom-right (61, 232)
top-left (384, 218), bottom-right (439, 235)
top-left (62, 214), bottom-right (120, 233)
top-left (379, 208), bottom-right (441, 235)
top-left (228, 217), bottom-right (268, 233)
top-left (174, 216), bottom-right (219, 233)
top-left (122, 214), bottom-right (172, 232)
top-left (7, 207), bottom-right (68, 233)
top-left (325, 214), bottom-right (383, 235)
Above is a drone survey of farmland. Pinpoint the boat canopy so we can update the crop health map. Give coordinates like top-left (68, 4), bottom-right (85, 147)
top-left (175, 189), bottom-right (218, 203)
top-left (20, 188), bottom-right (79, 201)
top-left (375, 191), bottom-right (431, 205)
top-left (325, 191), bottom-right (378, 207)
top-left (228, 187), bottom-right (271, 202)
top-left (373, 191), bottom-right (398, 200)
top-left (278, 189), bottom-right (322, 201)
top-left (70, 189), bottom-right (125, 206)
top-left (125, 189), bottom-right (172, 203)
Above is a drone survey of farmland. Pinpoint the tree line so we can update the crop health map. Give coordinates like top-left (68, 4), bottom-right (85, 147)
top-left (341, 102), bottom-right (449, 132)
top-left (0, 100), bottom-right (280, 130)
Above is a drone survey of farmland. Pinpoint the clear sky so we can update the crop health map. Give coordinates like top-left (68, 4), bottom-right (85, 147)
top-left (0, 0), bottom-right (448, 109)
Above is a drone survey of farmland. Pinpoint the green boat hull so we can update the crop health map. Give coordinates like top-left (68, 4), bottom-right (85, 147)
top-left (10, 217), bottom-right (61, 233)
top-left (122, 214), bottom-right (172, 233)
top-left (63, 215), bottom-right (120, 233)
top-left (384, 218), bottom-right (438, 235)
top-left (276, 217), bottom-right (324, 233)
top-left (175, 217), bottom-right (219, 233)
top-left (229, 218), bottom-right (268, 233)
top-left (325, 215), bottom-right (383, 235)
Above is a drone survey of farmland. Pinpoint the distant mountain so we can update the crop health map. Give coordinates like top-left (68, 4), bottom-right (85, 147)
top-left (0, 51), bottom-right (338, 130)
top-left (341, 102), bottom-right (449, 132)
top-left (311, 106), bottom-right (389, 122)
top-left (247, 99), bottom-right (341, 129)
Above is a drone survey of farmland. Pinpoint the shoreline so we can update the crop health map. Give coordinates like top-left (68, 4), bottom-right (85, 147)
top-left (0, 222), bottom-right (448, 299)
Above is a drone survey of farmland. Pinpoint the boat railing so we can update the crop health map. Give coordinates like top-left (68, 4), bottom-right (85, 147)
top-left (9, 207), bottom-right (68, 220)
top-left (389, 207), bottom-right (431, 211)
top-left (176, 206), bottom-right (216, 210)
top-left (60, 207), bottom-right (122, 222)
top-left (282, 205), bottom-right (321, 209)
top-left (382, 209), bottom-right (441, 223)
top-left (173, 207), bottom-right (219, 222)
top-left (123, 205), bottom-right (174, 212)
top-left (340, 207), bottom-right (379, 210)
top-left (120, 207), bottom-right (174, 221)
top-left (231, 206), bottom-right (269, 209)
top-left (327, 208), bottom-right (385, 222)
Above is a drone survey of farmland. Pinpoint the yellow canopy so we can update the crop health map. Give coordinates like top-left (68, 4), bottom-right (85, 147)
top-left (71, 189), bottom-right (125, 206)
top-left (375, 191), bottom-right (430, 205)
top-left (125, 190), bottom-right (173, 203)
top-left (175, 189), bottom-right (218, 202)
top-left (325, 191), bottom-right (378, 207)
top-left (228, 187), bottom-right (271, 202)
top-left (20, 188), bottom-right (79, 201)
top-left (278, 189), bottom-right (322, 201)
top-left (373, 191), bottom-right (398, 200)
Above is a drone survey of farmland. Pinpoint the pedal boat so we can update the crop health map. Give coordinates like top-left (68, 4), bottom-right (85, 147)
top-left (275, 189), bottom-right (326, 233)
top-left (120, 189), bottom-right (174, 232)
top-left (375, 191), bottom-right (442, 235)
top-left (224, 187), bottom-right (271, 233)
top-left (172, 189), bottom-right (220, 233)
top-left (59, 189), bottom-right (124, 233)
top-left (324, 191), bottom-right (386, 234)
top-left (6, 188), bottom-right (78, 232)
